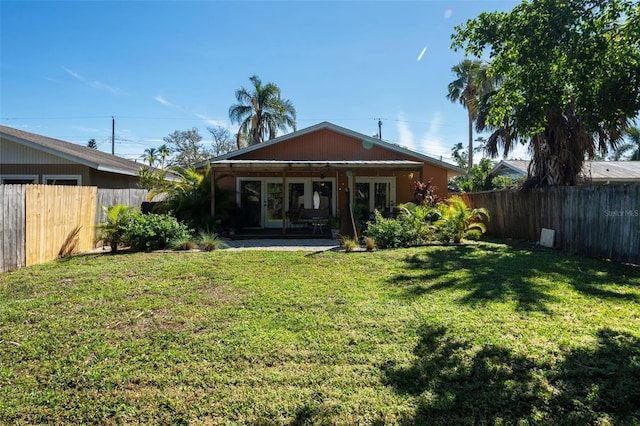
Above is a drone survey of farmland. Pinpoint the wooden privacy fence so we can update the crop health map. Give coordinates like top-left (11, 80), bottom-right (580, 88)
top-left (1, 185), bottom-right (26, 272)
top-left (460, 184), bottom-right (640, 264)
top-left (1, 185), bottom-right (149, 272)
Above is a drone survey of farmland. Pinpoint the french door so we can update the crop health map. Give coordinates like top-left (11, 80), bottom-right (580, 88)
top-left (239, 177), bottom-right (335, 228)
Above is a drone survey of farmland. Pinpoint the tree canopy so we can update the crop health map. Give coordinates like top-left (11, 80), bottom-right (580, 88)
top-left (163, 128), bottom-right (211, 168)
top-left (452, 0), bottom-right (640, 186)
top-left (229, 75), bottom-right (297, 147)
top-left (207, 125), bottom-right (236, 157)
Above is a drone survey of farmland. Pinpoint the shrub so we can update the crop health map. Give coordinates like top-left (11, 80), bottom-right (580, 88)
top-left (364, 210), bottom-right (419, 249)
top-left (464, 229), bottom-right (483, 241)
top-left (95, 204), bottom-right (134, 253)
top-left (363, 236), bottom-right (376, 251)
top-left (339, 236), bottom-right (358, 253)
top-left (433, 196), bottom-right (490, 243)
top-left (396, 202), bottom-right (440, 242)
top-left (413, 179), bottom-right (442, 207)
top-left (123, 212), bottom-right (192, 252)
top-left (170, 236), bottom-right (199, 251)
top-left (197, 231), bottom-right (226, 251)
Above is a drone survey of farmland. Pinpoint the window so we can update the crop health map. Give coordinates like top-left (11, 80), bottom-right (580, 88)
top-left (354, 177), bottom-right (395, 218)
top-left (43, 175), bottom-right (82, 186)
top-left (0, 175), bottom-right (38, 184)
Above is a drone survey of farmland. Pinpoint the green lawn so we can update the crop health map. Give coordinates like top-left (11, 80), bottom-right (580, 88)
top-left (1, 241), bottom-right (639, 425)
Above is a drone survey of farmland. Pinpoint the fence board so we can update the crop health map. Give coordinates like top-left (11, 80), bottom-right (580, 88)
top-left (95, 188), bottom-right (150, 224)
top-left (0, 185), bottom-right (26, 272)
top-left (462, 184), bottom-right (640, 264)
top-left (25, 185), bottom-right (97, 267)
top-left (1, 186), bottom-right (152, 272)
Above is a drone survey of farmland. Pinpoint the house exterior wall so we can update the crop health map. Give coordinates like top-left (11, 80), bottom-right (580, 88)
top-left (211, 126), bottom-right (459, 229)
top-left (1, 138), bottom-right (76, 164)
top-left (228, 128), bottom-right (452, 200)
top-left (236, 129), bottom-right (414, 161)
top-left (0, 164), bottom-right (140, 188)
top-left (89, 169), bottom-right (141, 189)
top-left (0, 164), bottom-right (90, 184)
top-left (1, 137), bottom-right (141, 188)
top-left (213, 167), bottom-right (445, 216)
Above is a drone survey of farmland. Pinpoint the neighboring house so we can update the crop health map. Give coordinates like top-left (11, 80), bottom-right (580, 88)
top-left (492, 159), bottom-right (640, 184)
top-left (1, 125), bottom-right (148, 188)
top-left (197, 121), bottom-right (464, 231)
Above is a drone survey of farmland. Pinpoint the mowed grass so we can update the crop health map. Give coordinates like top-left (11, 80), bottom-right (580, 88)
top-left (1, 241), bottom-right (639, 425)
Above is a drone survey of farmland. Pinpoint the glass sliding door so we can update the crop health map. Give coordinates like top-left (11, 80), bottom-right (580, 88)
top-left (265, 181), bottom-right (284, 227)
top-left (355, 182), bottom-right (371, 222)
top-left (355, 177), bottom-right (395, 217)
top-left (288, 182), bottom-right (306, 210)
top-left (374, 182), bottom-right (391, 211)
top-left (312, 180), bottom-right (333, 211)
top-left (239, 177), bottom-right (336, 229)
top-left (240, 180), bottom-right (262, 228)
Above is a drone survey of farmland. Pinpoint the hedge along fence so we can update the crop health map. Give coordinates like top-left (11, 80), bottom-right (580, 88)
top-left (460, 184), bottom-right (640, 264)
top-left (1, 185), bottom-right (150, 272)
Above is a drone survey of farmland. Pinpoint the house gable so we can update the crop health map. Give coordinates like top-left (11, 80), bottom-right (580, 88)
top-left (213, 122), bottom-right (463, 176)
top-left (1, 137), bottom-right (76, 165)
top-left (234, 128), bottom-right (416, 162)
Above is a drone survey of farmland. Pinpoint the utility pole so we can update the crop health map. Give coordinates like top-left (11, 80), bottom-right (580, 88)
top-left (377, 119), bottom-right (382, 140)
top-left (111, 116), bottom-right (115, 155)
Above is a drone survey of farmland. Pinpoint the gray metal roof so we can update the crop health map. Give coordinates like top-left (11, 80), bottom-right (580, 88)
top-left (1, 125), bottom-right (147, 177)
top-left (492, 159), bottom-right (640, 181)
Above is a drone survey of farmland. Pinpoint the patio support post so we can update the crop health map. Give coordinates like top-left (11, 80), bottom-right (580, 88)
top-left (335, 170), bottom-right (339, 216)
top-left (210, 167), bottom-right (216, 216)
top-left (282, 170), bottom-right (286, 234)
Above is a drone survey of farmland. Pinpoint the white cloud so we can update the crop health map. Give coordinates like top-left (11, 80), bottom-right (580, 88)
top-left (396, 111), bottom-right (452, 161)
top-left (419, 112), bottom-right (448, 157)
top-left (62, 66), bottom-right (127, 96)
top-left (396, 112), bottom-right (415, 150)
top-left (154, 95), bottom-right (172, 107)
top-left (90, 80), bottom-right (127, 96)
top-left (194, 113), bottom-right (227, 128)
top-left (62, 66), bottom-right (85, 81)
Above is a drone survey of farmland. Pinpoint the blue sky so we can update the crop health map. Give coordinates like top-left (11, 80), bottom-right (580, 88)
top-left (0, 0), bottom-right (527, 164)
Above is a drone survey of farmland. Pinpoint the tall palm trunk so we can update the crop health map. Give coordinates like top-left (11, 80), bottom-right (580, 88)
top-left (467, 108), bottom-right (474, 170)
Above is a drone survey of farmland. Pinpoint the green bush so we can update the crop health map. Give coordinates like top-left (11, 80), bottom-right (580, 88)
top-left (95, 204), bottom-right (135, 253)
top-left (364, 210), bottom-right (419, 249)
top-left (124, 212), bottom-right (192, 252)
top-left (433, 196), bottom-right (490, 243)
top-left (197, 231), bottom-right (226, 251)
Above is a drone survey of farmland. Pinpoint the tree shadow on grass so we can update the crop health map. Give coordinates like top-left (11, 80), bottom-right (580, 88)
top-left (388, 243), bottom-right (639, 312)
top-left (382, 323), bottom-right (640, 425)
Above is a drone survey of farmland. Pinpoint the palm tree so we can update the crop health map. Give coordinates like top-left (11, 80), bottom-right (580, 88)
top-left (158, 144), bottom-right (171, 168)
top-left (228, 75), bottom-right (297, 147)
top-left (610, 126), bottom-right (640, 160)
top-left (142, 147), bottom-right (158, 166)
top-left (447, 60), bottom-right (493, 170)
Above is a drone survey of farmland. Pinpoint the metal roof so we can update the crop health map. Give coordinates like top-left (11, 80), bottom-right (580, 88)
top-left (492, 159), bottom-right (640, 181)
